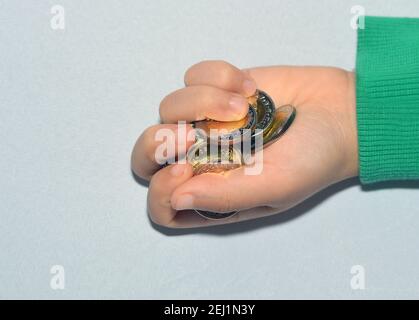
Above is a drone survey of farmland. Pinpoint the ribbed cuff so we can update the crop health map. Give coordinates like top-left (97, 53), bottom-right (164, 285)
top-left (356, 16), bottom-right (419, 184)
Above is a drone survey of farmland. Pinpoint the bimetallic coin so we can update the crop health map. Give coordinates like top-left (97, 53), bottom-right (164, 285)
top-left (262, 104), bottom-right (296, 147)
top-left (249, 104), bottom-right (296, 151)
top-left (187, 142), bottom-right (242, 175)
top-left (194, 209), bottom-right (238, 220)
top-left (186, 142), bottom-right (242, 220)
top-left (193, 106), bottom-right (257, 144)
top-left (246, 90), bottom-right (277, 148)
top-left (254, 90), bottom-right (276, 131)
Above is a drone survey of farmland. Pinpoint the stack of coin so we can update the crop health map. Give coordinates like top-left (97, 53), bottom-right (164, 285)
top-left (186, 90), bottom-right (296, 220)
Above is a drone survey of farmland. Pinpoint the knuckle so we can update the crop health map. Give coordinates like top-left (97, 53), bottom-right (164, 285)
top-left (214, 190), bottom-right (234, 213)
top-left (184, 60), bottom-right (235, 86)
top-left (142, 125), bottom-right (158, 153)
top-left (147, 201), bottom-right (165, 227)
top-left (199, 87), bottom-right (217, 108)
top-left (131, 136), bottom-right (151, 180)
top-left (141, 125), bottom-right (166, 164)
top-left (131, 157), bottom-right (150, 180)
top-left (158, 93), bottom-right (172, 121)
top-left (215, 63), bottom-right (236, 88)
top-left (149, 167), bottom-right (167, 193)
top-left (223, 193), bottom-right (235, 213)
top-left (211, 59), bottom-right (230, 69)
top-left (147, 177), bottom-right (175, 228)
top-left (184, 61), bottom-right (206, 84)
top-left (148, 207), bottom-right (168, 227)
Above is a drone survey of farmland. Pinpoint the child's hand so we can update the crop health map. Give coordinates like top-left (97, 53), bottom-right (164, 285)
top-left (132, 61), bottom-right (358, 228)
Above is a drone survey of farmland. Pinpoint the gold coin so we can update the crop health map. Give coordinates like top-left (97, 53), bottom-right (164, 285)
top-left (187, 142), bottom-right (242, 175)
top-left (193, 106), bottom-right (257, 144)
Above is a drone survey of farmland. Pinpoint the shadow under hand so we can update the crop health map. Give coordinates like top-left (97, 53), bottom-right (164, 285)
top-left (152, 177), bottom-right (360, 236)
top-left (133, 168), bottom-right (419, 236)
top-left (361, 179), bottom-right (419, 191)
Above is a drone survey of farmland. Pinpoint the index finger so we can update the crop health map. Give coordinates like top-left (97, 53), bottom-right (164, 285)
top-left (184, 60), bottom-right (257, 97)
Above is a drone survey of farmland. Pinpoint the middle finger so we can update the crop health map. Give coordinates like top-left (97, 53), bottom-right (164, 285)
top-left (159, 85), bottom-right (249, 124)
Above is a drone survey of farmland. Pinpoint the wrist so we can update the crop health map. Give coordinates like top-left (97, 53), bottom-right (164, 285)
top-left (340, 71), bottom-right (359, 179)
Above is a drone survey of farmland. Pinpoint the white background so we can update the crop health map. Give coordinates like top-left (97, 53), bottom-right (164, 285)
top-left (1, 0), bottom-right (419, 299)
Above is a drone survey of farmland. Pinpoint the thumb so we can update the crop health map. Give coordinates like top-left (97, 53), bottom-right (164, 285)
top-left (170, 166), bottom-right (273, 213)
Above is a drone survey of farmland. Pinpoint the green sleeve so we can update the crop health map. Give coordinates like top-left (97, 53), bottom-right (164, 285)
top-left (356, 16), bottom-right (419, 184)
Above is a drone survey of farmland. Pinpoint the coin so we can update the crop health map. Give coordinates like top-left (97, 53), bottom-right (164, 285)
top-left (193, 106), bottom-right (257, 144)
top-left (187, 142), bottom-right (242, 175)
top-left (254, 90), bottom-right (276, 131)
top-left (263, 104), bottom-right (296, 146)
top-left (194, 209), bottom-right (238, 220)
top-left (186, 90), bottom-right (296, 220)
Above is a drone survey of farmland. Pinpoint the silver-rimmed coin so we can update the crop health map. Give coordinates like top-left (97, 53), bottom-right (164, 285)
top-left (186, 142), bottom-right (242, 175)
top-left (254, 90), bottom-right (276, 131)
top-left (262, 104), bottom-right (296, 147)
top-left (193, 106), bottom-right (257, 144)
top-left (194, 209), bottom-right (238, 220)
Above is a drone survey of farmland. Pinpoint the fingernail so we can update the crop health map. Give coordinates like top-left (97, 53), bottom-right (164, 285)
top-left (242, 79), bottom-right (257, 97)
top-left (171, 164), bottom-right (186, 177)
top-left (174, 194), bottom-right (194, 210)
top-left (229, 95), bottom-right (248, 115)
